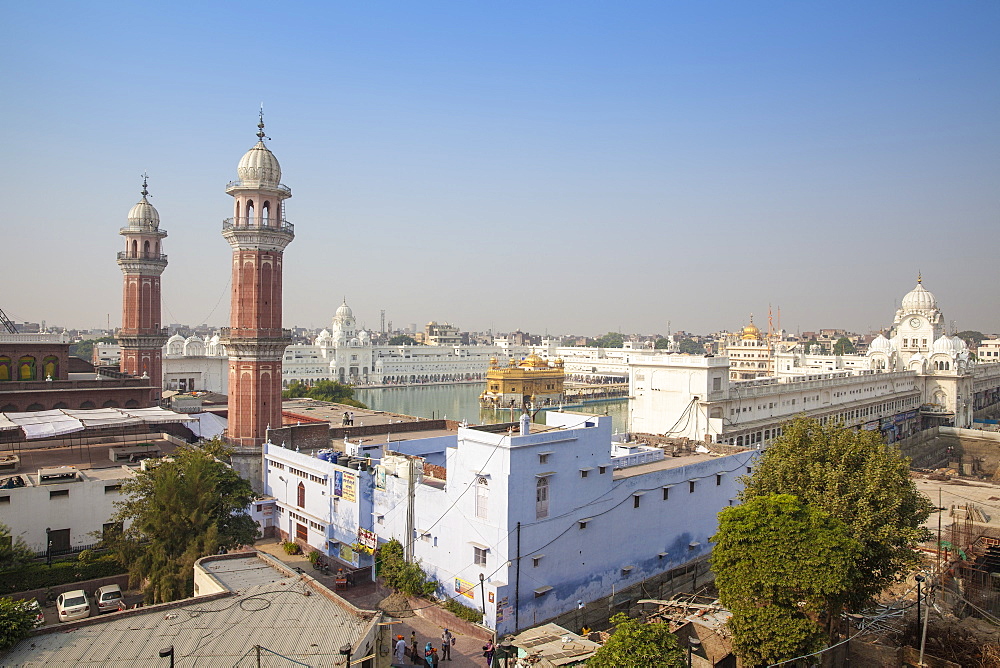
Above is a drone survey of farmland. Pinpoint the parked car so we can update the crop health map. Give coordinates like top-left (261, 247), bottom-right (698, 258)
top-left (56, 590), bottom-right (91, 622)
top-left (93, 584), bottom-right (124, 613)
top-left (19, 599), bottom-right (44, 627)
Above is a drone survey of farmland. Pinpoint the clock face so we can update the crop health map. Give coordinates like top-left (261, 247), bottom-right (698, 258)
top-left (909, 318), bottom-right (921, 328)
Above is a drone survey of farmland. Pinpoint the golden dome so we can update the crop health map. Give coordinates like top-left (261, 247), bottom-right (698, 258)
top-left (521, 353), bottom-right (549, 368)
top-left (741, 317), bottom-right (761, 340)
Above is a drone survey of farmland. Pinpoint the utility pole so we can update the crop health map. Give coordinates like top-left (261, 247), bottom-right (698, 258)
top-left (405, 457), bottom-right (415, 563)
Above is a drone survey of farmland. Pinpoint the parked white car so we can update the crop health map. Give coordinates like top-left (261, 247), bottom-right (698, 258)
top-left (94, 584), bottom-right (124, 613)
top-left (56, 590), bottom-right (91, 622)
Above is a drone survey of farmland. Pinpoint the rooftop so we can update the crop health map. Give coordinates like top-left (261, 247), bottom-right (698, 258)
top-left (4, 552), bottom-right (378, 667)
top-left (612, 452), bottom-right (719, 479)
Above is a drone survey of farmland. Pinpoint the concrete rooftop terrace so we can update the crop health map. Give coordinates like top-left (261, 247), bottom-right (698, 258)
top-left (3, 552), bottom-right (379, 667)
top-left (0, 438), bottom-right (178, 477)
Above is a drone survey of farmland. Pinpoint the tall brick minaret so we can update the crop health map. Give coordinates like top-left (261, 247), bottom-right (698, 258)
top-left (220, 113), bottom-right (294, 446)
top-left (117, 175), bottom-right (168, 405)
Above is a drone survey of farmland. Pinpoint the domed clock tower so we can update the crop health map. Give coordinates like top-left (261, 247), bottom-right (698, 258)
top-left (890, 274), bottom-right (945, 370)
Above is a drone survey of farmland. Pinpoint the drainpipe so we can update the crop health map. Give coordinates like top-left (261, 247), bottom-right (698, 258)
top-left (514, 521), bottom-right (521, 633)
top-left (405, 457), bottom-right (415, 563)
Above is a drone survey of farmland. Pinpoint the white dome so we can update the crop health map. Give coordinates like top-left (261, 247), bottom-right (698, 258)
top-left (237, 140), bottom-right (282, 187)
top-left (336, 301), bottom-right (353, 318)
top-left (869, 334), bottom-right (893, 354)
top-left (932, 335), bottom-right (955, 355)
top-left (901, 280), bottom-right (936, 312)
top-left (167, 334), bottom-right (185, 344)
top-left (127, 197), bottom-right (160, 228)
top-left (318, 328), bottom-right (331, 338)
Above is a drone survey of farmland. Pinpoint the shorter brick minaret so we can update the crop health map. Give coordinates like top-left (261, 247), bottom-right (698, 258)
top-left (117, 175), bottom-right (168, 404)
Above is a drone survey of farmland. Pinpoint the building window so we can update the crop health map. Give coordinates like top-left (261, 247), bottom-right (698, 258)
top-left (105, 484), bottom-right (122, 494)
top-left (580, 469), bottom-right (589, 478)
top-left (538, 453), bottom-right (549, 465)
top-left (0, 495), bottom-right (9, 504)
top-left (599, 466), bottom-right (607, 475)
top-left (689, 481), bottom-right (696, 493)
top-left (18, 356), bottom-right (36, 381)
top-left (475, 479), bottom-right (489, 520)
top-left (716, 474), bottom-right (722, 486)
top-left (297, 482), bottom-right (306, 508)
top-left (578, 520), bottom-right (588, 529)
top-left (532, 555), bottom-right (544, 567)
top-left (633, 495), bottom-right (641, 509)
top-left (474, 547), bottom-right (487, 566)
top-left (295, 523), bottom-right (307, 542)
top-left (50, 489), bottom-right (69, 499)
top-left (102, 522), bottom-right (123, 540)
top-left (536, 477), bottom-right (549, 519)
top-left (0, 356), bottom-right (10, 381)
top-left (662, 487), bottom-right (670, 501)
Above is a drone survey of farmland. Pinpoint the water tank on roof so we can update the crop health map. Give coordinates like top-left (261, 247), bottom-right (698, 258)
top-left (316, 449), bottom-right (333, 462)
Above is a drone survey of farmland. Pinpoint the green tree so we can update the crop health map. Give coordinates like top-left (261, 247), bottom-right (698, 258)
top-left (388, 335), bottom-right (419, 346)
top-left (654, 337), bottom-right (672, 349)
top-left (956, 330), bottom-right (985, 348)
top-left (107, 444), bottom-right (259, 603)
top-left (69, 335), bottom-right (116, 361)
top-left (594, 332), bottom-right (624, 348)
top-left (587, 612), bottom-right (685, 668)
top-left (376, 539), bottom-right (437, 597)
top-left (712, 494), bottom-right (861, 666)
top-left (281, 380), bottom-right (368, 408)
top-left (740, 417), bottom-right (932, 612)
top-left (832, 337), bottom-right (856, 355)
top-left (677, 338), bottom-right (704, 355)
top-left (0, 523), bottom-right (33, 572)
top-left (0, 597), bottom-right (37, 651)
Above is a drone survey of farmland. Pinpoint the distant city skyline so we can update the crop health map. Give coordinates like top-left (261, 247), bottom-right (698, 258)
top-left (4, 3), bottom-right (998, 335)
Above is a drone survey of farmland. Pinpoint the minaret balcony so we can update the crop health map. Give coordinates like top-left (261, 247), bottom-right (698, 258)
top-left (225, 180), bottom-right (292, 196)
top-left (116, 251), bottom-right (168, 263)
top-left (222, 217), bottom-right (294, 235)
top-left (119, 225), bottom-right (167, 237)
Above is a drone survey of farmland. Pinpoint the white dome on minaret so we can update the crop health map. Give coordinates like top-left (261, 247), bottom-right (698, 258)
top-left (901, 275), bottom-right (937, 312)
top-left (236, 115), bottom-right (282, 187)
top-left (127, 198), bottom-right (160, 228)
top-left (336, 300), bottom-right (353, 318)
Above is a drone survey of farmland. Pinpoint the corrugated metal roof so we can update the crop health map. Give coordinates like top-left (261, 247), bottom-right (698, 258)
top-left (5, 554), bottom-right (375, 667)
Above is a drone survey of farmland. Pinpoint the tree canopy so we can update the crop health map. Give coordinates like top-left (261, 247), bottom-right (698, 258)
top-left (593, 332), bottom-right (624, 348)
top-left (832, 337), bottom-right (856, 355)
top-left (0, 597), bottom-right (37, 651)
top-left (956, 330), bottom-right (985, 347)
top-left (388, 334), bottom-right (419, 346)
top-left (712, 494), bottom-right (861, 666)
top-left (107, 442), bottom-right (259, 603)
top-left (677, 338), bottom-right (704, 355)
top-left (739, 417), bottom-right (932, 612)
top-left (587, 612), bottom-right (685, 668)
top-left (654, 337), bottom-right (672, 349)
top-left (282, 380), bottom-right (368, 408)
top-left (0, 523), bottom-right (33, 572)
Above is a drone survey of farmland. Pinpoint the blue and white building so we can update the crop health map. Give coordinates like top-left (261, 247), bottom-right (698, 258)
top-left (262, 411), bottom-right (757, 636)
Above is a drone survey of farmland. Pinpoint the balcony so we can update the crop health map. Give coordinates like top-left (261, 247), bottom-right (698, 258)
top-left (116, 252), bottom-right (168, 262)
top-left (222, 218), bottom-right (294, 235)
top-left (225, 180), bottom-right (292, 196)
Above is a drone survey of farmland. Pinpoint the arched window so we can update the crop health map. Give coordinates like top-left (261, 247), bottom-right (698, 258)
top-left (26, 403), bottom-right (44, 412)
top-left (125, 399), bottom-right (140, 408)
top-left (246, 200), bottom-right (255, 226)
top-left (102, 399), bottom-right (120, 408)
top-left (80, 400), bottom-right (96, 409)
top-left (1, 404), bottom-right (18, 412)
top-left (131, 239), bottom-right (138, 257)
top-left (535, 477), bottom-right (549, 519)
top-left (53, 402), bottom-right (68, 409)
top-left (262, 201), bottom-right (270, 226)
top-left (18, 356), bottom-right (35, 380)
top-left (42, 355), bottom-right (59, 380)
top-left (0, 356), bottom-right (10, 381)
top-left (143, 240), bottom-right (150, 257)
top-left (297, 481), bottom-right (305, 508)
top-left (235, 201), bottom-right (241, 222)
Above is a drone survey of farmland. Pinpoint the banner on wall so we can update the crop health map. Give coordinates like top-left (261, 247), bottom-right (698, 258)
top-left (357, 528), bottom-right (377, 551)
top-left (334, 471), bottom-right (343, 497)
top-left (454, 578), bottom-right (476, 599)
top-left (342, 473), bottom-right (357, 503)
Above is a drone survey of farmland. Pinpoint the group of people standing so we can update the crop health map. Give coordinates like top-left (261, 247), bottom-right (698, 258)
top-left (392, 629), bottom-right (458, 667)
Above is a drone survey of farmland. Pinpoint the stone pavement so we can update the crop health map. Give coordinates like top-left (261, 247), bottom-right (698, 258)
top-left (254, 539), bottom-right (493, 667)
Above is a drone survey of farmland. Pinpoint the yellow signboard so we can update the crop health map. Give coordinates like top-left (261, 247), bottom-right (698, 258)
top-left (342, 473), bottom-right (357, 503)
top-left (454, 577), bottom-right (476, 599)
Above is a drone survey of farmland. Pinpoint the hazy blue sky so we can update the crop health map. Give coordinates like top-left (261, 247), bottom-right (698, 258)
top-left (3, 2), bottom-right (998, 337)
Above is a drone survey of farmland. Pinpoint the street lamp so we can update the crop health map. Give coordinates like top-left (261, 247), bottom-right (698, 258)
top-left (915, 574), bottom-right (925, 632)
top-left (687, 635), bottom-right (701, 668)
top-left (45, 527), bottom-right (52, 567)
top-left (158, 646), bottom-right (174, 667)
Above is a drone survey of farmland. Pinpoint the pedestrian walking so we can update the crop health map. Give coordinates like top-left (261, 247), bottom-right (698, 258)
top-left (424, 642), bottom-right (438, 667)
top-left (393, 635), bottom-right (407, 667)
top-left (482, 639), bottom-right (495, 666)
top-left (440, 629), bottom-right (453, 661)
top-left (410, 633), bottom-right (421, 666)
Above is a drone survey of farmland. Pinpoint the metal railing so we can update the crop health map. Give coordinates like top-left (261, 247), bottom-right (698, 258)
top-left (222, 217), bottom-right (294, 234)
top-left (225, 180), bottom-right (292, 195)
top-left (116, 251), bottom-right (168, 262)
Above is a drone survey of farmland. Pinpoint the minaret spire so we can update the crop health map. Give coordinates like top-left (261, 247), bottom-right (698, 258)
top-left (917, 271), bottom-right (922, 284)
top-left (257, 104), bottom-right (268, 141)
top-left (140, 172), bottom-right (149, 199)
